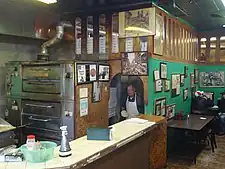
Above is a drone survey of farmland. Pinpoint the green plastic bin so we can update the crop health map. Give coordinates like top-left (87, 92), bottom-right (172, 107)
top-left (20, 141), bottom-right (57, 163)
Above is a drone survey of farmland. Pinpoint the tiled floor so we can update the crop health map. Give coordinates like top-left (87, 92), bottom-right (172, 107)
top-left (166, 136), bottom-right (225, 169)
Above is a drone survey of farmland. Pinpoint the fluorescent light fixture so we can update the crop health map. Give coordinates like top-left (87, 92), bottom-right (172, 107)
top-left (220, 36), bottom-right (225, 40)
top-left (223, 24), bottom-right (225, 28)
top-left (36, 0), bottom-right (57, 4)
top-left (124, 27), bottom-right (154, 34)
top-left (210, 37), bottom-right (216, 41)
top-left (222, 0), bottom-right (225, 6)
top-left (200, 38), bottom-right (206, 42)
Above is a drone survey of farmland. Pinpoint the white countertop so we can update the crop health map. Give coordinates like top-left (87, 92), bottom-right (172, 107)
top-left (0, 119), bottom-right (155, 169)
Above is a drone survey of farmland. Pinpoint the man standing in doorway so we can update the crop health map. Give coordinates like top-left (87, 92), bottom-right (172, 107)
top-left (121, 84), bottom-right (144, 118)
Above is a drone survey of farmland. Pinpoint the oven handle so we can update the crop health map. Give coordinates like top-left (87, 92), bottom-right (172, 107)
top-left (29, 116), bottom-right (51, 122)
top-left (27, 82), bottom-right (56, 86)
top-left (25, 103), bottom-right (53, 109)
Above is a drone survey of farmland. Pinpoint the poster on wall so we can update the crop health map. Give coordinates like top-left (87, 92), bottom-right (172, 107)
top-left (112, 35), bottom-right (119, 53)
top-left (154, 14), bottom-right (164, 55)
top-left (77, 64), bottom-right (86, 84)
top-left (98, 64), bottom-right (110, 81)
top-left (154, 97), bottom-right (166, 116)
top-left (199, 72), bottom-right (225, 87)
top-left (121, 52), bottom-right (148, 76)
top-left (171, 74), bottom-right (180, 97)
top-left (125, 37), bottom-right (134, 52)
top-left (80, 98), bottom-right (88, 117)
top-left (119, 8), bottom-right (156, 38)
top-left (160, 62), bottom-right (167, 79)
top-left (155, 79), bottom-right (163, 92)
top-left (89, 64), bottom-right (97, 81)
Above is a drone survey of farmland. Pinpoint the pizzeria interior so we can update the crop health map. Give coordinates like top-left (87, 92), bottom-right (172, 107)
top-left (1, 0), bottom-right (225, 169)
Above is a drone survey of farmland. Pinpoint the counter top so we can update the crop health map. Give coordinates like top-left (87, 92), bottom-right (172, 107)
top-left (1, 118), bottom-right (157, 169)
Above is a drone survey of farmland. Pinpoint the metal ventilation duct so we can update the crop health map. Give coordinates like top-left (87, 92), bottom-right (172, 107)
top-left (38, 21), bottom-right (73, 61)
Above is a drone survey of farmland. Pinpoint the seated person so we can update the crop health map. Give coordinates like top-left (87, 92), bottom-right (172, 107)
top-left (192, 91), bottom-right (214, 114)
top-left (218, 91), bottom-right (225, 113)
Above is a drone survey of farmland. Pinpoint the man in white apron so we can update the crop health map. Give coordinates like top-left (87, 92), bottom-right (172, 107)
top-left (121, 84), bottom-right (144, 119)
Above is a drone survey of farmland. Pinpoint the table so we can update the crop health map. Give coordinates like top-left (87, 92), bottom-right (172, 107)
top-left (168, 114), bottom-right (214, 131)
top-left (167, 114), bottom-right (214, 164)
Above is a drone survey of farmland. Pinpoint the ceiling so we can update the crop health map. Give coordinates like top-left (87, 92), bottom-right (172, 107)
top-left (156, 0), bottom-right (225, 31)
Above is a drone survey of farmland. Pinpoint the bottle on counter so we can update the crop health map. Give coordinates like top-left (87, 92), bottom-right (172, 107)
top-left (26, 135), bottom-right (35, 151)
top-left (59, 126), bottom-right (72, 157)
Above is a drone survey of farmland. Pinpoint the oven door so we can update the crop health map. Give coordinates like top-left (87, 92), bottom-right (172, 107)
top-left (22, 100), bottom-right (61, 118)
top-left (22, 114), bottom-right (61, 131)
top-left (21, 127), bottom-right (61, 145)
top-left (22, 80), bottom-right (60, 94)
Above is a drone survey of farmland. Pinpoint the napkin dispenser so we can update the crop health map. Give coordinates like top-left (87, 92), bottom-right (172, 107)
top-left (87, 128), bottom-right (112, 141)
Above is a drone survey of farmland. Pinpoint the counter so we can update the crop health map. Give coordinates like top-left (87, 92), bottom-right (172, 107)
top-left (1, 116), bottom-right (166, 169)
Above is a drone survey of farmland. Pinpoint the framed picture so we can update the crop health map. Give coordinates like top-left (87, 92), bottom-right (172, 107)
top-left (76, 64), bottom-right (87, 85)
top-left (98, 64), bottom-right (110, 81)
top-left (89, 64), bottom-right (97, 82)
top-left (194, 68), bottom-right (199, 83)
top-left (171, 74), bottom-right (180, 97)
top-left (92, 82), bottom-right (102, 103)
top-left (119, 8), bottom-right (156, 38)
top-left (191, 87), bottom-right (196, 98)
top-left (180, 74), bottom-right (185, 86)
top-left (139, 36), bottom-right (148, 51)
top-left (154, 70), bottom-right (160, 81)
top-left (183, 88), bottom-right (188, 101)
top-left (184, 66), bottom-right (188, 78)
top-left (160, 62), bottom-right (167, 79)
top-left (166, 104), bottom-right (176, 119)
top-left (154, 14), bottom-right (164, 55)
top-left (199, 71), bottom-right (225, 87)
top-left (121, 52), bottom-right (148, 76)
top-left (154, 97), bottom-right (166, 116)
top-left (164, 80), bottom-right (170, 92)
top-left (155, 79), bottom-right (163, 92)
top-left (190, 73), bottom-right (195, 88)
top-left (204, 92), bottom-right (215, 101)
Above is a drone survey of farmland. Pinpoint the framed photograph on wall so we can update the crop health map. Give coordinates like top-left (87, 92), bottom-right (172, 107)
top-left (154, 97), bottom-right (166, 116)
top-left (89, 64), bottom-right (97, 82)
top-left (166, 104), bottom-right (176, 119)
top-left (164, 80), bottom-right (170, 92)
top-left (171, 74), bottom-right (180, 97)
top-left (154, 70), bottom-right (160, 81)
top-left (155, 79), bottom-right (163, 92)
top-left (184, 66), bottom-right (188, 78)
top-left (76, 64), bottom-right (87, 85)
top-left (98, 64), bottom-right (110, 81)
top-left (180, 74), bottom-right (185, 86)
top-left (190, 73), bottom-right (195, 88)
top-left (160, 62), bottom-right (167, 79)
top-left (191, 87), bottom-right (196, 98)
top-left (183, 88), bottom-right (188, 101)
top-left (154, 14), bottom-right (164, 55)
top-left (119, 8), bottom-right (156, 38)
top-left (194, 68), bottom-right (199, 83)
top-left (92, 81), bottom-right (102, 103)
top-left (204, 92), bottom-right (215, 101)
top-left (199, 71), bottom-right (225, 87)
top-left (121, 52), bottom-right (148, 76)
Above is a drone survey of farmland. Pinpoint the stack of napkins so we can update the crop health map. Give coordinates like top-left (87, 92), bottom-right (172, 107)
top-left (125, 118), bottom-right (155, 125)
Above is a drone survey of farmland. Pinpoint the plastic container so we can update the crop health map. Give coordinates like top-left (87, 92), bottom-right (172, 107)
top-left (20, 141), bottom-right (57, 163)
top-left (26, 135), bottom-right (35, 151)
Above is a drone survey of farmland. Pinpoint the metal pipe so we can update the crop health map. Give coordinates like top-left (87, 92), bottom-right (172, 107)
top-left (38, 21), bottom-right (73, 59)
top-left (173, 0), bottom-right (189, 16)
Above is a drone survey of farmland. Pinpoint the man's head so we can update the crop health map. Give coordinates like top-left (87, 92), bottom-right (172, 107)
top-left (127, 84), bottom-right (135, 97)
top-left (221, 92), bottom-right (225, 99)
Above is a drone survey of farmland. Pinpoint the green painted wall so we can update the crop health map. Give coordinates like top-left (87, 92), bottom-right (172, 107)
top-left (145, 58), bottom-right (197, 115)
top-left (198, 65), bottom-right (225, 104)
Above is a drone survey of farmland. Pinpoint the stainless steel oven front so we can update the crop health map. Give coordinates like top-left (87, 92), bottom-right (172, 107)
top-left (21, 99), bottom-right (74, 144)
